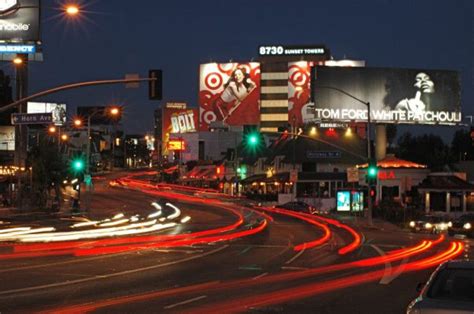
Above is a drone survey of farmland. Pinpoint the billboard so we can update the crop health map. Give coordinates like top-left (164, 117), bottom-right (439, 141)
top-left (0, 0), bottom-right (41, 42)
top-left (312, 67), bottom-right (461, 125)
top-left (258, 45), bottom-right (328, 57)
top-left (199, 62), bottom-right (260, 130)
top-left (27, 102), bottom-right (66, 126)
top-left (289, 61), bottom-right (312, 126)
top-left (0, 126), bottom-right (15, 151)
top-left (162, 106), bottom-right (197, 155)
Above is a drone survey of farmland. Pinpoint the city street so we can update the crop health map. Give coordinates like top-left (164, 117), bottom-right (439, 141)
top-left (0, 172), bottom-right (469, 313)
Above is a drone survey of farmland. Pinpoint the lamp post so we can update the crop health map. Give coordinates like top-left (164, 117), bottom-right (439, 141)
top-left (314, 85), bottom-right (374, 225)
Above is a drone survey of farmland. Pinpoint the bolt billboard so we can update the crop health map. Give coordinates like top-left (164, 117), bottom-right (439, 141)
top-left (162, 106), bottom-right (197, 156)
top-left (311, 66), bottom-right (461, 125)
top-left (199, 62), bottom-right (260, 130)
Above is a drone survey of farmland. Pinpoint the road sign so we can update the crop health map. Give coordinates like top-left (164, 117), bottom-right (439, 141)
top-left (347, 167), bottom-right (359, 183)
top-left (11, 113), bottom-right (52, 125)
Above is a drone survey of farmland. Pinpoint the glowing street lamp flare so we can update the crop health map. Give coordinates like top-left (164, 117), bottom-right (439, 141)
top-left (109, 107), bottom-right (120, 116)
top-left (65, 5), bottom-right (79, 16)
top-left (73, 119), bottom-right (82, 127)
top-left (13, 57), bottom-right (23, 65)
top-left (61, 134), bottom-right (68, 141)
top-left (48, 126), bottom-right (57, 133)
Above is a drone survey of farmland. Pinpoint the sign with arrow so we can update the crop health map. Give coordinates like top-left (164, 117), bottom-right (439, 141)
top-left (11, 113), bottom-right (53, 125)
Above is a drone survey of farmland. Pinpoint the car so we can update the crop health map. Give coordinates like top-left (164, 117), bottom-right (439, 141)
top-left (277, 201), bottom-right (316, 214)
top-left (408, 215), bottom-right (451, 234)
top-left (448, 214), bottom-right (474, 238)
top-left (407, 260), bottom-right (474, 313)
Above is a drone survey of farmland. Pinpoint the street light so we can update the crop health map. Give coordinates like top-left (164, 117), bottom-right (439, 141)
top-left (314, 85), bottom-right (374, 225)
top-left (13, 57), bottom-right (23, 65)
top-left (48, 126), bottom-right (57, 134)
top-left (61, 134), bottom-right (69, 141)
top-left (73, 118), bottom-right (83, 127)
top-left (65, 5), bottom-right (80, 16)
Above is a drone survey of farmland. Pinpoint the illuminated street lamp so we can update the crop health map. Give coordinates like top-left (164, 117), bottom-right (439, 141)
top-left (73, 118), bottom-right (83, 127)
top-left (13, 57), bottom-right (23, 65)
top-left (65, 5), bottom-right (80, 16)
top-left (109, 107), bottom-right (120, 116)
top-left (61, 134), bottom-right (69, 141)
top-left (48, 126), bottom-right (57, 134)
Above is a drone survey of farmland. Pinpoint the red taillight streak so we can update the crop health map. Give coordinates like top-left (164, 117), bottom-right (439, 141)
top-left (259, 207), bottom-right (331, 251)
top-left (187, 242), bottom-right (463, 314)
top-left (40, 239), bottom-right (442, 313)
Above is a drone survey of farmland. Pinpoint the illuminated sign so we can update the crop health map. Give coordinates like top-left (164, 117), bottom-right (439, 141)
top-left (312, 67), bottom-right (461, 125)
top-left (0, 44), bottom-right (34, 53)
top-left (167, 139), bottom-right (185, 151)
top-left (27, 102), bottom-right (67, 126)
top-left (171, 110), bottom-right (196, 133)
top-left (378, 170), bottom-right (396, 180)
top-left (259, 45), bottom-right (327, 56)
top-left (0, 0), bottom-right (40, 42)
top-left (165, 102), bottom-right (187, 109)
top-left (0, 0), bottom-right (17, 13)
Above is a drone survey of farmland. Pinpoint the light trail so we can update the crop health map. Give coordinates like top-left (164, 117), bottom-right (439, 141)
top-left (43, 238), bottom-right (449, 313)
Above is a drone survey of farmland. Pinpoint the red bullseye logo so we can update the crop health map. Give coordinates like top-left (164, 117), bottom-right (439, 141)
top-left (289, 66), bottom-right (309, 87)
top-left (205, 72), bottom-right (223, 91)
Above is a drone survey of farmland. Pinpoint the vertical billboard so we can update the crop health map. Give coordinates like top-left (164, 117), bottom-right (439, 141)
top-left (199, 62), bottom-right (260, 130)
top-left (162, 105), bottom-right (198, 156)
top-left (27, 102), bottom-right (66, 126)
top-left (0, 0), bottom-right (41, 42)
top-left (312, 66), bottom-right (461, 125)
top-left (288, 61), bottom-right (313, 126)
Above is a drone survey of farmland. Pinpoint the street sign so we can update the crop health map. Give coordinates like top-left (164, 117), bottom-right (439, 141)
top-left (347, 167), bottom-right (359, 183)
top-left (11, 113), bottom-right (52, 125)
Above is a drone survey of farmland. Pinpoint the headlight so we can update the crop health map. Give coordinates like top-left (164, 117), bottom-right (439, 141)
top-left (409, 221), bottom-right (416, 227)
top-left (448, 221), bottom-right (452, 228)
top-left (464, 223), bottom-right (472, 230)
top-left (439, 223), bottom-right (447, 230)
top-left (425, 223), bottom-right (433, 229)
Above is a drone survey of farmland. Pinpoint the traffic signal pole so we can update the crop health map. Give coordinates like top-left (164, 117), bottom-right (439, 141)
top-left (366, 101), bottom-right (373, 226)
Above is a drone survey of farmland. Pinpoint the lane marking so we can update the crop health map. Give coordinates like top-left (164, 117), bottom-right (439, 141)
top-left (285, 248), bottom-right (306, 265)
top-left (281, 266), bottom-right (309, 271)
top-left (0, 245), bottom-right (229, 297)
top-left (252, 272), bottom-right (268, 280)
top-left (380, 257), bottom-right (409, 285)
top-left (370, 244), bottom-right (392, 285)
top-left (164, 295), bottom-right (207, 309)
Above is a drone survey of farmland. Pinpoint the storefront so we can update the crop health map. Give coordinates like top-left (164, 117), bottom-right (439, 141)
top-left (357, 154), bottom-right (430, 203)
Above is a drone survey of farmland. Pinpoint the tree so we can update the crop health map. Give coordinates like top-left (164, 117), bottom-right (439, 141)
top-left (397, 132), bottom-right (452, 171)
top-left (451, 129), bottom-right (474, 161)
top-left (26, 137), bottom-right (68, 210)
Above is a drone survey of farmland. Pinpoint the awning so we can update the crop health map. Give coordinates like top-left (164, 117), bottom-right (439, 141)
top-left (418, 175), bottom-right (474, 192)
top-left (240, 174), bottom-right (266, 184)
top-left (357, 154), bottom-right (427, 169)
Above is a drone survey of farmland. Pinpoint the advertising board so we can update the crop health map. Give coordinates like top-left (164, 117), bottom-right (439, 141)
top-left (0, 0), bottom-right (41, 42)
top-left (312, 66), bottom-right (461, 125)
top-left (199, 62), bottom-right (260, 130)
top-left (27, 102), bottom-right (66, 126)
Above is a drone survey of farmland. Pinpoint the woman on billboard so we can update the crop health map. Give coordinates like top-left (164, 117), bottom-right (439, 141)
top-left (213, 67), bottom-right (257, 122)
top-left (395, 72), bottom-right (435, 114)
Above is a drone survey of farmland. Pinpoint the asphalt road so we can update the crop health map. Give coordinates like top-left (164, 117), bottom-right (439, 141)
top-left (0, 172), bottom-right (471, 313)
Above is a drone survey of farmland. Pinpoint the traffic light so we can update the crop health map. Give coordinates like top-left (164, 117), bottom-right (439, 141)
top-left (369, 186), bottom-right (377, 202)
top-left (366, 159), bottom-right (378, 185)
top-left (243, 125), bottom-right (263, 153)
top-left (149, 69), bottom-right (162, 100)
top-left (70, 157), bottom-right (85, 174)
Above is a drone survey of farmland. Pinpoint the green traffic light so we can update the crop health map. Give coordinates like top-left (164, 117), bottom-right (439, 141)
top-left (72, 159), bottom-right (85, 172)
top-left (249, 134), bottom-right (258, 145)
top-left (368, 166), bottom-right (377, 178)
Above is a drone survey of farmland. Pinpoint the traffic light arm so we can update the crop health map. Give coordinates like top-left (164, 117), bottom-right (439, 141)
top-left (0, 77), bottom-right (156, 113)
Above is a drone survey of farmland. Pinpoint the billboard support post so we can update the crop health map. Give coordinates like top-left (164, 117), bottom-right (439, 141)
top-left (314, 86), bottom-right (373, 226)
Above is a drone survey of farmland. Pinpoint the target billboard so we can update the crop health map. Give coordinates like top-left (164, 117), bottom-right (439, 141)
top-left (199, 62), bottom-right (260, 130)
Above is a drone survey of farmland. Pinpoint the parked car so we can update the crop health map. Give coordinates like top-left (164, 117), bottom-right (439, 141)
top-left (408, 215), bottom-right (451, 234)
top-left (278, 201), bottom-right (316, 214)
top-left (448, 214), bottom-right (474, 238)
top-left (407, 260), bottom-right (474, 313)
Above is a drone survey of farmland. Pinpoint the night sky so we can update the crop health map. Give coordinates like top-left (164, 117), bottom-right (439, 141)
top-left (7, 0), bottom-right (473, 140)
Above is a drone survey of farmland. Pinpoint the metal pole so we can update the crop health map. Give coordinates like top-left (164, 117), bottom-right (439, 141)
top-left (15, 54), bottom-right (28, 209)
top-left (366, 101), bottom-right (373, 226)
top-left (85, 114), bottom-right (91, 212)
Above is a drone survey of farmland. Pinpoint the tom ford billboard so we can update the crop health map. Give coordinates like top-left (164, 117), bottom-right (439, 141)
top-left (311, 67), bottom-right (461, 125)
top-left (0, 0), bottom-right (40, 42)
